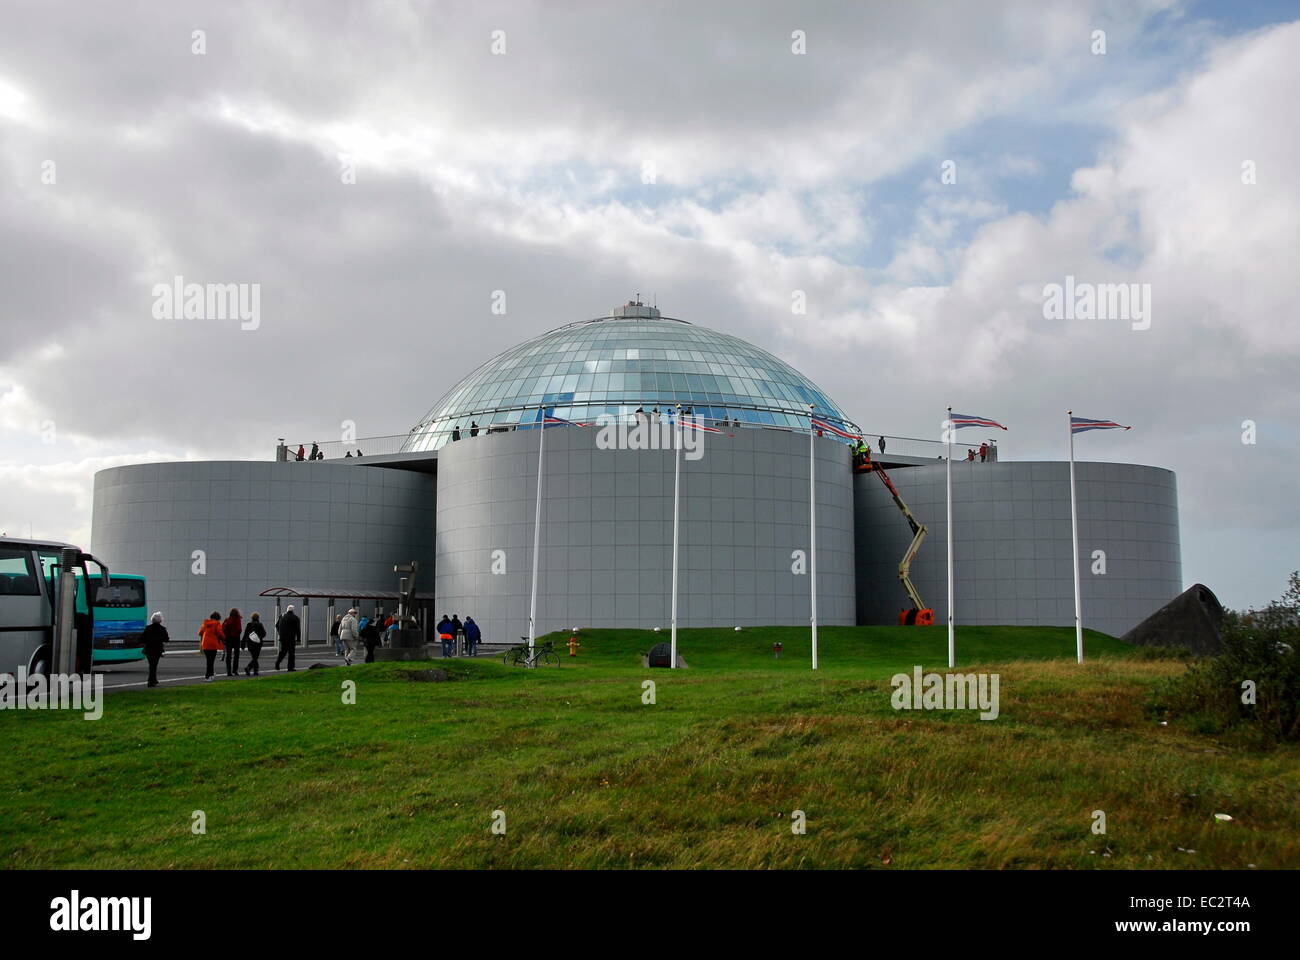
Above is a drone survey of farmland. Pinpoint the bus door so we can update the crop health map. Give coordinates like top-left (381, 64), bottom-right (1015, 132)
top-left (87, 576), bottom-right (147, 662)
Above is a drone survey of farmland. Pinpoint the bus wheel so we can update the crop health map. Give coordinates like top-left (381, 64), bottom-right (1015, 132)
top-left (27, 645), bottom-right (50, 679)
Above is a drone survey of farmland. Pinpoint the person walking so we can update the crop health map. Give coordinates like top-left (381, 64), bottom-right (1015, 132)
top-left (463, 616), bottom-right (481, 657)
top-left (470, 421), bottom-right (479, 437)
top-left (295, 444), bottom-right (305, 461)
top-left (222, 608), bottom-right (244, 676)
top-left (979, 441), bottom-right (989, 463)
top-left (878, 436), bottom-right (886, 454)
top-left (450, 614), bottom-right (464, 655)
top-left (338, 607), bottom-right (361, 666)
top-left (275, 604), bottom-right (300, 671)
top-left (436, 614), bottom-right (454, 658)
top-left (243, 612), bottom-right (267, 675)
top-left (199, 612), bottom-right (224, 682)
top-left (140, 611), bottom-right (169, 687)
top-left (331, 614), bottom-right (343, 656)
top-left (360, 618), bottom-right (381, 663)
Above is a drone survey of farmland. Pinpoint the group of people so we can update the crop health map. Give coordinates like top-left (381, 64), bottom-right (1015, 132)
top-left (136, 602), bottom-right (485, 687)
top-left (850, 436), bottom-right (887, 467)
top-left (631, 406), bottom-right (745, 428)
top-left (965, 442), bottom-right (994, 462)
top-left (329, 609), bottom-right (398, 665)
top-left (136, 605), bottom-right (303, 686)
top-left (196, 606), bottom-right (301, 681)
top-left (135, 602), bottom-right (463, 687)
top-left (292, 443), bottom-right (364, 460)
top-left (435, 614), bottom-right (481, 657)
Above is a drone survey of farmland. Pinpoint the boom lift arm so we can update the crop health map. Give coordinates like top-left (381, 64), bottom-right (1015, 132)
top-left (856, 452), bottom-right (934, 625)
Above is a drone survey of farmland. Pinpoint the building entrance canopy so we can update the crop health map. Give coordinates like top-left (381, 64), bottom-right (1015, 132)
top-left (257, 587), bottom-right (433, 647)
top-left (258, 586), bottom-right (427, 602)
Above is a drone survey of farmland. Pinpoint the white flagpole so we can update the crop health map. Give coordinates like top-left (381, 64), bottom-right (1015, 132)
top-left (527, 405), bottom-right (545, 666)
top-left (809, 405), bottom-right (818, 671)
top-left (946, 407), bottom-right (955, 669)
top-left (1068, 411), bottom-right (1083, 663)
top-left (671, 405), bottom-right (681, 670)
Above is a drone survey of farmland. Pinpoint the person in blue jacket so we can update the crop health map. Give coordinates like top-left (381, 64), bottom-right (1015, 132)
top-left (463, 617), bottom-right (482, 657)
top-left (436, 614), bottom-right (454, 657)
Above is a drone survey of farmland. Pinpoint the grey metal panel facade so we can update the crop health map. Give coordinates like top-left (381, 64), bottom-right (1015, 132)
top-left (91, 460), bottom-right (436, 640)
top-left (853, 460), bottom-right (1182, 637)
top-left (433, 425), bottom-right (857, 642)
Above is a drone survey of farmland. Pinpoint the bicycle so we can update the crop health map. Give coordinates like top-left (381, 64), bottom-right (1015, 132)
top-left (503, 637), bottom-right (560, 668)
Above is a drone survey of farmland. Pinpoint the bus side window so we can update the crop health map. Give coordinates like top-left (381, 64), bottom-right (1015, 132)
top-left (0, 547), bottom-right (40, 596)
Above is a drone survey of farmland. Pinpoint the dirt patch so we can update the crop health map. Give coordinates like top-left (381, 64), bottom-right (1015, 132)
top-left (405, 668), bottom-right (450, 683)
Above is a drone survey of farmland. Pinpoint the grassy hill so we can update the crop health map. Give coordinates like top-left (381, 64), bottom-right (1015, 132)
top-left (2, 625), bottom-right (1296, 869)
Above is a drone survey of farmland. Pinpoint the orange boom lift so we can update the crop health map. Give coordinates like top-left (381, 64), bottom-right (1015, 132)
top-left (856, 451), bottom-right (935, 625)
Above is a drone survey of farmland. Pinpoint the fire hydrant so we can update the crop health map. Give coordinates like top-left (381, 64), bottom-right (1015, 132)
top-left (568, 635), bottom-right (581, 657)
top-left (773, 641), bottom-right (783, 659)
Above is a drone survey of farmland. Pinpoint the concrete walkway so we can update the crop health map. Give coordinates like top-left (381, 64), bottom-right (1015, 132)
top-left (91, 643), bottom-right (508, 694)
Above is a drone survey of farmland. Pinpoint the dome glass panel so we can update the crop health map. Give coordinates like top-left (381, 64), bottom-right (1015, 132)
top-left (402, 305), bottom-right (859, 451)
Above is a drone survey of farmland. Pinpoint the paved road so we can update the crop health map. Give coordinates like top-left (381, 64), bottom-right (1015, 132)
top-left (94, 645), bottom-right (344, 693)
top-left (93, 643), bottom-right (507, 693)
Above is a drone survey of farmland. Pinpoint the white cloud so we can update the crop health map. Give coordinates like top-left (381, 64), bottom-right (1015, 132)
top-left (0, 453), bottom-right (182, 547)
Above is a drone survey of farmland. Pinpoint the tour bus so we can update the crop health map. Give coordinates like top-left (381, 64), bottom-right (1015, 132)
top-left (0, 536), bottom-right (135, 677)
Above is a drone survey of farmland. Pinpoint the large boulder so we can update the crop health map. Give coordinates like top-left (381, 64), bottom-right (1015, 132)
top-left (1121, 583), bottom-right (1225, 655)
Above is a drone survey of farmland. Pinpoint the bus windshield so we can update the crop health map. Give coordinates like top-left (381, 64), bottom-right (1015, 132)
top-left (86, 578), bottom-right (146, 608)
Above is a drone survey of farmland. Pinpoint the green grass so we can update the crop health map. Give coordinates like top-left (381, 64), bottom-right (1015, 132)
top-left (2, 625), bottom-right (1296, 869)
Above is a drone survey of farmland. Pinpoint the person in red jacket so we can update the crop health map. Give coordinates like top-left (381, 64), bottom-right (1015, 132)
top-left (198, 612), bottom-right (225, 682)
top-left (222, 608), bottom-right (244, 677)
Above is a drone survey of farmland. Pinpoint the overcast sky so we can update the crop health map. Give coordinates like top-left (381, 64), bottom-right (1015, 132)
top-left (1, 0), bottom-right (1296, 612)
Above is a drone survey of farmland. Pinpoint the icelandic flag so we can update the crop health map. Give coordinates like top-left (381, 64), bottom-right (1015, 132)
top-left (810, 417), bottom-right (861, 441)
top-left (949, 413), bottom-right (1007, 430)
top-left (1070, 415), bottom-right (1130, 434)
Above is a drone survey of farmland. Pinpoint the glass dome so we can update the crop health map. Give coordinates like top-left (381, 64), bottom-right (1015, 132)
top-left (402, 303), bottom-right (860, 451)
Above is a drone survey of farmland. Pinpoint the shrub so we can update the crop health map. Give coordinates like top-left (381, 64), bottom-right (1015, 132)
top-left (1152, 572), bottom-right (1300, 743)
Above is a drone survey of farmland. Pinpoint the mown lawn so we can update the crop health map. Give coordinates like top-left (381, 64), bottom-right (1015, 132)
top-left (2, 625), bottom-right (1296, 869)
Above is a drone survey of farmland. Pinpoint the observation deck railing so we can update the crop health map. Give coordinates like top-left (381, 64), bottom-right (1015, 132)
top-left (279, 418), bottom-right (990, 463)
